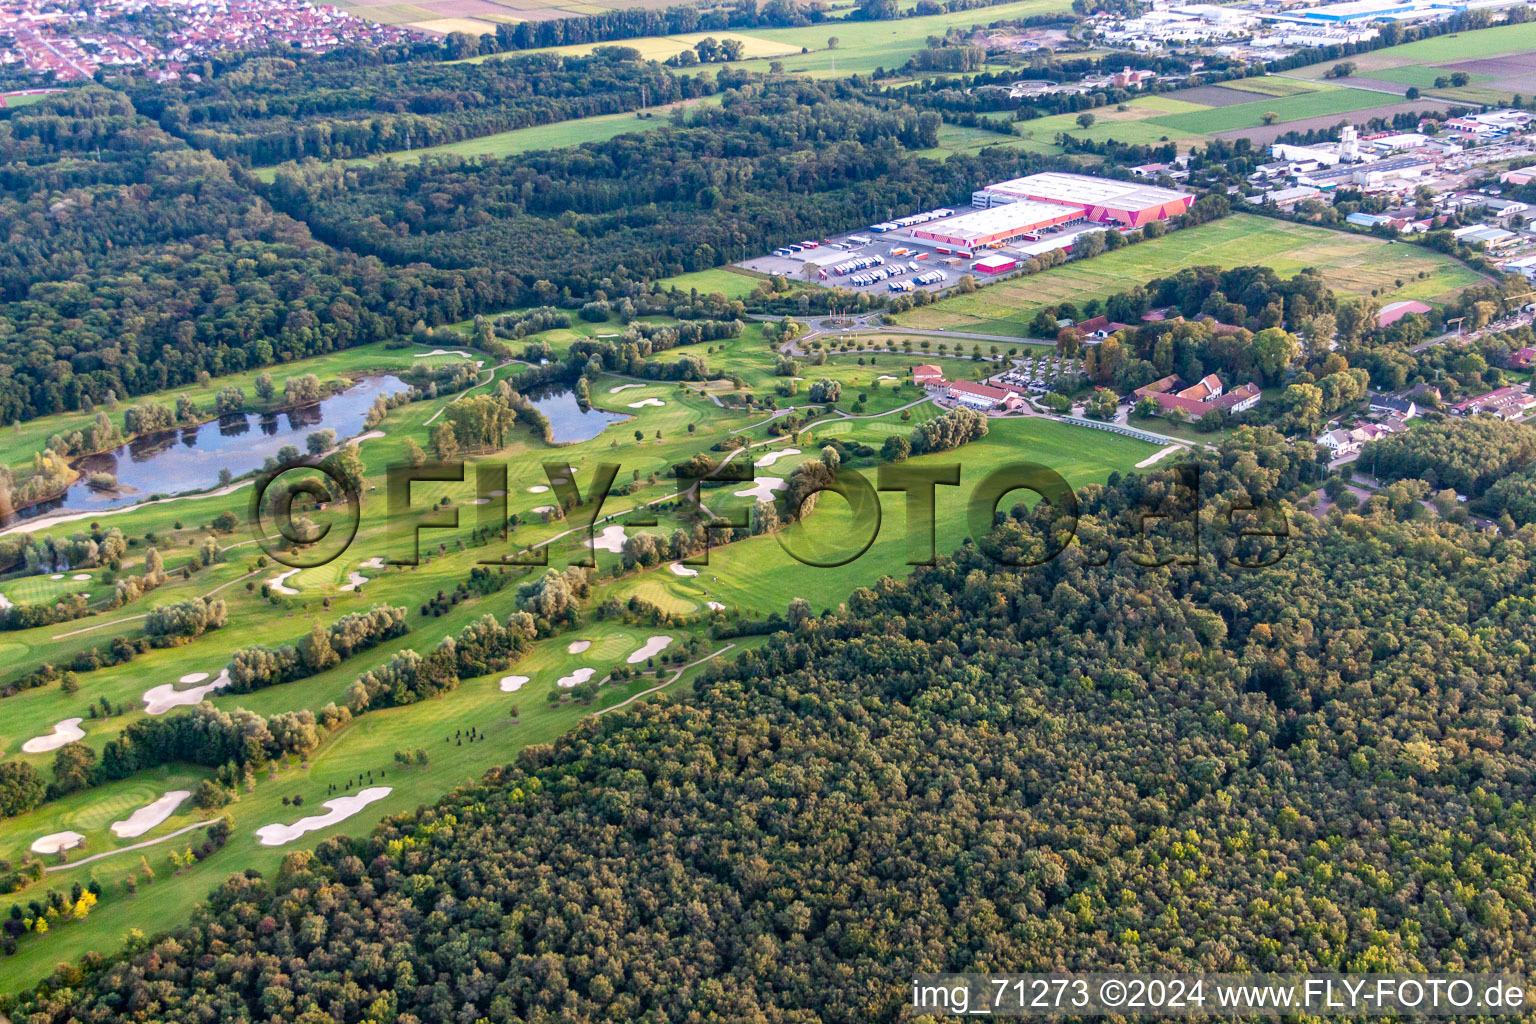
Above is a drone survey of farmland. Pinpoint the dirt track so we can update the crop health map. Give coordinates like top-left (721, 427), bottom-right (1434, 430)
top-left (1211, 99), bottom-right (1458, 146)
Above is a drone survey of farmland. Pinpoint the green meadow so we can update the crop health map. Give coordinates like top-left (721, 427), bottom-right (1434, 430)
top-left (893, 214), bottom-right (1484, 337)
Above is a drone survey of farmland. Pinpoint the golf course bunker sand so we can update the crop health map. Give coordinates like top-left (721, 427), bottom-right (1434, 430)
top-left (111, 790), bottom-right (191, 838)
top-left (754, 447), bottom-right (800, 468)
top-left (72, 573), bottom-right (91, 581)
top-left (567, 640), bottom-right (592, 654)
top-left (1136, 444), bottom-right (1185, 469)
top-left (627, 398), bottom-right (665, 408)
top-left (21, 717), bottom-right (85, 753)
top-left (669, 562), bottom-right (698, 577)
top-left (586, 524), bottom-right (627, 552)
top-left (268, 568), bottom-right (301, 595)
top-left (50, 574), bottom-right (63, 580)
top-left (610, 383), bottom-right (645, 393)
top-left (255, 787), bottom-right (392, 847)
top-left (499, 675), bottom-right (529, 692)
top-left (532, 505), bottom-right (554, 515)
top-left (708, 601), bottom-right (726, 611)
top-left (528, 485), bottom-right (549, 493)
top-left (414, 348), bottom-right (472, 359)
top-left (734, 477), bottom-right (786, 501)
top-left (340, 572), bottom-right (369, 591)
top-left (143, 669), bottom-right (231, 715)
top-left (179, 671), bottom-right (209, 684)
top-left (557, 667), bottom-right (596, 688)
top-left (877, 375), bottom-right (898, 381)
top-left (359, 557), bottom-right (386, 569)
top-left (627, 635), bottom-right (674, 663)
top-left (30, 831), bottom-right (84, 855)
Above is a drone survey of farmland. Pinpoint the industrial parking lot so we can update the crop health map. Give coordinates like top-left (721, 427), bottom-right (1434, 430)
top-left (733, 174), bottom-right (1196, 298)
top-left (735, 224), bottom-right (979, 297)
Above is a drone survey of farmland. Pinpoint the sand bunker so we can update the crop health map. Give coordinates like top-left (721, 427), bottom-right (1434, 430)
top-left (21, 717), bottom-right (85, 754)
top-left (532, 505), bottom-right (554, 515)
top-left (469, 497), bottom-right (490, 505)
top-left (627, 398), bottom-right (665, 408)
top-left (499, 675), bottom-right (529, 692)
top-left (359, 557), bottom-right (385, 569)
top-left (754, 448), bottom-right (800, 469)
top-left (256, 787), bottom-right (392, 847)
top-left (877, 375), bottom-right (898, 381)
top-left (627, 635), bottom-right (674, 663)
top-left (528, 485), bottom-right (549, 493)
top-left (143, 668), bottom-right (231, 715)
top-left (1136, 444), bottom-right (1185, 469)
top-left (179, 671), bottom-right (209, 684)
top-left (489, 489), bottom-right (506, 497)
top-left (268, 568), bottom-right (300, 595)
top-left (30, 831), bottom-right (84, 855)
top-left (340, 572), bottom-right (369, 591)
top-left (734, 477), bottom-right (786, 502)
top-left (557, 667), bottom-right (596, 688)
top-left (414, 348), bottom-right (472, 359)
top-left (72, 573), bottom-right (91, 581)
top-left (610, 383), bottom-right (645, 393)
top-left (567, 640), bottom-right (592, 654)
top-left (586, 525), bottom-right (628, 553)
top-left (707, 601), bottom-right (726, 611)
top-left (50, 574), bottom-right (63, 580)
top-left (111, 790), bottom-right (191, 839)
top-left (669, 562), bottom-right (698, 577)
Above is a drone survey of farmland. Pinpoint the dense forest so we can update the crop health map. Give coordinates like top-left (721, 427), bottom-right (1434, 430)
top-left (11, 435), bottom-right (1536, 1020)
top-left (123, 51), bottom-right (733, 166)
top-left (263, 81), bottom-right (1054, 291)
top-left (0, 88), bottom-right (536, 423)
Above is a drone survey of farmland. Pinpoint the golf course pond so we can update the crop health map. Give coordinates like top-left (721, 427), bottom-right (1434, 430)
top-left (15, 376), bottom-right (410, 522)
top-left (528, 387), bottom-right (630, 444)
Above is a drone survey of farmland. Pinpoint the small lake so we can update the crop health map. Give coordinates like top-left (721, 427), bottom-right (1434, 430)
top-left (11, 376), bottom-right (410, 523)
top-left (529, 388), bottom-right (630, 444)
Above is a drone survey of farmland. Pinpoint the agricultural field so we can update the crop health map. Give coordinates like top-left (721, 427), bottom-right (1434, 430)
top-left (1147, 86), bottom-right (1392, 135)
top-left (923, 78), bottom-right (1419, 158)
top-left (477, 0), bottom-right (1078, 76)
top-left (1283, 21), bottom-right (1536, 105)
top-left (506, 29), bottom-right (803, 61)
top-left (330, 0), bottom-right (699, 35)
top-left (892, 214), bottom-right (1485, 337)
top-left (0, 304), bottom-right (1153, 992)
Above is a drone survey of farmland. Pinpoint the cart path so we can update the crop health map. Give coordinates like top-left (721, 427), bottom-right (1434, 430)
top-left (596, 644), bottom-right (735, 717)
top-left (44, 819), bottom-right (219, 872)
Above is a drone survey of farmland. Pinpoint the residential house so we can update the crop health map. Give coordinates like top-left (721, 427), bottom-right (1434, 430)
top-left (1451, 385), bottom-right (1536, 419)
top-left (1133, 373), bottom-right (1261, 420)
top-left (1316, 428), bottom-right (1361, 455)
top-left (1367, 394), bottom-right (1417, 420)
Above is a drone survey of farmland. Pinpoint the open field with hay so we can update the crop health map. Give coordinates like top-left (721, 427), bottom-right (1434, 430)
top-left (892, 214), bottom-right (1485, 337)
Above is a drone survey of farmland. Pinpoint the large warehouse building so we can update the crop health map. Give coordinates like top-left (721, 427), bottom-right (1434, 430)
top-left (911, 199), bottom-right (1087, 249)
top-left (970, 172), bottom-right (1195, 229)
